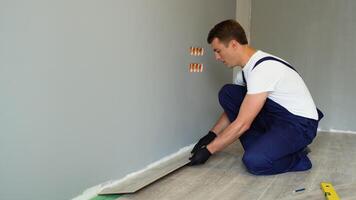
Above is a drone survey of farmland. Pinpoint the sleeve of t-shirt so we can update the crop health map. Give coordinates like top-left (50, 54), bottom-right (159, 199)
top-left (233, 71), bottom-right (246, 86)
top-left (247, 62), bottom-right (285, 94)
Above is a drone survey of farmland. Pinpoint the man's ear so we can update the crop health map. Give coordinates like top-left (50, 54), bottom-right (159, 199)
top-left (230, 40), bottom-right (240, 49)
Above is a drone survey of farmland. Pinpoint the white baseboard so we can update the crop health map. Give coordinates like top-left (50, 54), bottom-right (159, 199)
top-left (318, 128), bottom-right (356, 135)
top-left (72, 143), bottom-right (194, 200)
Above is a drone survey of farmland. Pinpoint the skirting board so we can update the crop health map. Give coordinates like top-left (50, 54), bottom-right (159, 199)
top-left (99, 145), bottom-right (192, 195)
top-left (72, 144), bottom-right (193, 200)
top-left (318, 128), bottom-right (356, 135)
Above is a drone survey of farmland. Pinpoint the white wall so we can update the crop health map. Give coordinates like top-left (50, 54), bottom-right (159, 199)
top-left (0, 1), bottom-right (236, 199)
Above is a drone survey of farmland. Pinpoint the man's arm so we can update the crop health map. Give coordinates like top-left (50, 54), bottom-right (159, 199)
top-left (190, 112), bottom-right (230, 155)
top-left (210, 112), bottom-right (231, 135)
top-left (207, 92), bottom-right (268, 153)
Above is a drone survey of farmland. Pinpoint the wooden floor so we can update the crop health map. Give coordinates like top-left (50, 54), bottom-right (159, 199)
top-left (118, 132), bottom-right (356, 200)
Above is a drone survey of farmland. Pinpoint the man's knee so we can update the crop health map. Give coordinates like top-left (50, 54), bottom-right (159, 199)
top-left (218, 84), bottom-right (246, 107)
top-left (218, 84), bottom-right (233, 103)
top-left (242, 151), bottom-right (271, 175)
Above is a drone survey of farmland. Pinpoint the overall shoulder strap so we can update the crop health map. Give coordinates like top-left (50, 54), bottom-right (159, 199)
top-left (252, 56), bottom-right (298, 73)
top-left (242, 71), bottom-right (247, 85)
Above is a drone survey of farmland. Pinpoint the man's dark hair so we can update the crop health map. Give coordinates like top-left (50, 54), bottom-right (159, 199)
top-left (207, 19), bottom-right (248, 45)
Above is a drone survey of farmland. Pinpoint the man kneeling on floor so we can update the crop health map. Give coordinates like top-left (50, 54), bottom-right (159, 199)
top-left (189, 19), bottom-right (324, 175)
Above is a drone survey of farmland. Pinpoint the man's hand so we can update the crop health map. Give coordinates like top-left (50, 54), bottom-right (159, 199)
top-left (188, 147), bottom-right (212, 166)
top-left (206, 92), bottom-right (269, 153)
top-left (191, 131), bottom-right (217, 154)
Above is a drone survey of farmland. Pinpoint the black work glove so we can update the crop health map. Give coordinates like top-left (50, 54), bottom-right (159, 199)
top-left (188, 147), bottom-right (212, 166)
top-left (191, 131), bottom-right (217, 154)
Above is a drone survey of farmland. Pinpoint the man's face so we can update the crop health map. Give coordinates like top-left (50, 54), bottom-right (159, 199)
top-left (211, 38), bottom-right (237, 68)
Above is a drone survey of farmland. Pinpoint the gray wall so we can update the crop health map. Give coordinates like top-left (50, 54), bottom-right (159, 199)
top-left (0, 1), bottom-right (235, 199)
top-left (250, 0), bottom-right (356, 131)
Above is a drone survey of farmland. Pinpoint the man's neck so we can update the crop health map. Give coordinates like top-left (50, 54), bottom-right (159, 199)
top-left (239, 46), bottom-right (257, 68)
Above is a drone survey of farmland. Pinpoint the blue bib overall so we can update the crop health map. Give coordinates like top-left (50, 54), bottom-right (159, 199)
top-left (218, 57), bottom-right (324, 175)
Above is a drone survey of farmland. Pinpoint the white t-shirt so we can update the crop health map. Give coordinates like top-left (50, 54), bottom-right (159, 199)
top-left (234, 50), bottom-right (318, 120)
